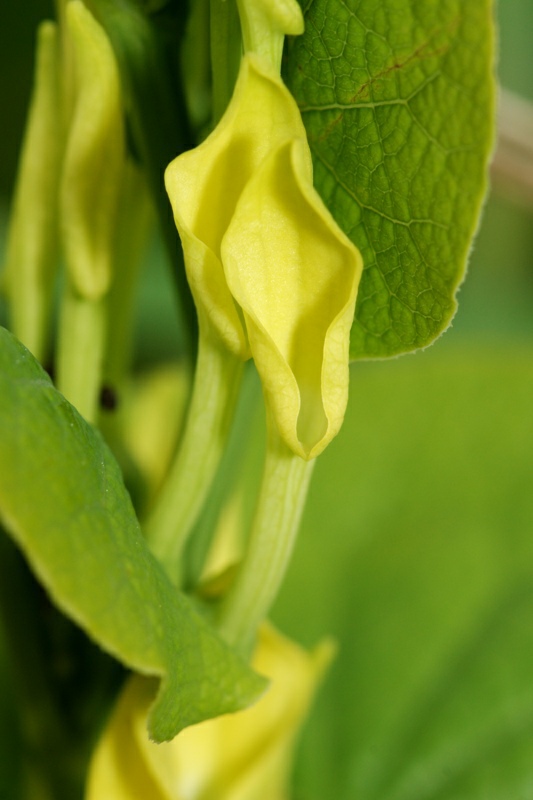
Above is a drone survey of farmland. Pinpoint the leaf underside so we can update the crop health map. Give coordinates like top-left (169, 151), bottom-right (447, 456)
top-left (0, 327), bottom-right (265, 742)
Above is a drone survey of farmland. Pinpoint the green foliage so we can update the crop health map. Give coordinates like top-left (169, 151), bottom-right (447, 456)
top-left (0, 0), bottom-right (506, 795)
top-left (286, 0), bottom-right (495, 359)
top-left (0, 327), bottom-right (265, 743)
top-left (274, 347), bottom-right (533, 799)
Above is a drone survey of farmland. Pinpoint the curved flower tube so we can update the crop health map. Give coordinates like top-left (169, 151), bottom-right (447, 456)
top-left (236, 0), bottom-right (303, 68)
top-left (165, 54), bottom-right (306, 356)
top-left (85, 625), bottom-right (333, 800)
top-left (165, 54), bottom-right (363, 459)
top-left (223, 137), bottom-right (361, 459)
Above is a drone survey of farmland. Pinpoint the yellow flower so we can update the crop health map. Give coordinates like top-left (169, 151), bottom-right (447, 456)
top-left (85, 625), bottom-right (333, 800)
top-left (165, 55), bottom-right (363, 459)
top-left (165, 55), bottom-right (304, 357)
top-left (222, 136), bottom-right (360, 459)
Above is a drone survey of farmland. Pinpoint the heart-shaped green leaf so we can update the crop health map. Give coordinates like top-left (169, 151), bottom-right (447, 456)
top-left (286, 0), bottom-right (495, 359)
top-left (0, 327), bottom-right (265, 742)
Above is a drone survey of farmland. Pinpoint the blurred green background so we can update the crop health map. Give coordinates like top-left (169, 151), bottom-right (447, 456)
top-left (1, 2), bottom-right (533, 799)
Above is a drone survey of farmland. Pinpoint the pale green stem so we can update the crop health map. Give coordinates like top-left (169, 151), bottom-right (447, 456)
top-left (210, 0), bottom-right (242, 125)
top-left (103, 161), bottom-right (153, 391)
top-left (8, 259), bottom-right (56, 367)
top-left (181, 0), bottom-right (211, 130)
top-left (54, 0), bottom-right (67, 28)
top-left (217, 415), bottom-right (315, 650)
top-left (235, 0), bottom-right (286, 72)
top-left (145, 332), bottom-right (243, 584)
top-left (183, 363), bottom-right (263, 590)
top-left (54, 0), bottom-right (75, 128)
top-left (56, 284), bottom-right (107, 423)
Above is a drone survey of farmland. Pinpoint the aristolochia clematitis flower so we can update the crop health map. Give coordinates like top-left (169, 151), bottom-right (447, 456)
top-left (165, 55), bottom-right (305, 357)
top-left (222, 137), bottom-right (360, 459)
top-left (85, 625), bottom-right (333, 800)
top-left (165, 55), bottom-right (363, 459)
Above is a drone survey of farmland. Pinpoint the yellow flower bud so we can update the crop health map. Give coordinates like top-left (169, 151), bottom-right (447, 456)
top-left (2, 21), bottom-right (61, 361)
top-left (60, 0), bottom-right (124, 300)
top-left (86, 625), bottom-right (333, 800)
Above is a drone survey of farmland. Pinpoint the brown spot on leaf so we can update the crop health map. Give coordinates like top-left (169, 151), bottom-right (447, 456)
top-left (350, 16), bottom-right (460, 103)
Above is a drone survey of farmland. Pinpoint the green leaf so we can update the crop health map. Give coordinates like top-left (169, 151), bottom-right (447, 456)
top-left (0, 327), bottom-right (265, 742)
top-left (286, 0), bottom-right (495, 359)
top-left (273, 346), bottom-right (533, 799)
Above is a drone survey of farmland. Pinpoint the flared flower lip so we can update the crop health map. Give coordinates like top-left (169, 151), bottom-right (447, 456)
top-left (222, 136), bottom-right (363, 459)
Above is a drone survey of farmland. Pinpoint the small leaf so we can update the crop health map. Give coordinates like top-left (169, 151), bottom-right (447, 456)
top-left (286, 0), bottom-right (495, 358)
top-left (0, 327), bottom-right (265, 742)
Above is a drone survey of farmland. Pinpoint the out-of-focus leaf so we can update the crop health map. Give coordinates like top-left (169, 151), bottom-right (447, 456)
top-left (0, 327), bottom-right (265, 742)
top-left (286, 0), bottom-right (495, 359)
top-left (274, 346), bottom-right (533, 799)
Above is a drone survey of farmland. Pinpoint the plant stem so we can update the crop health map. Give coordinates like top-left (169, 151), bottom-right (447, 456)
top-left (210, 0), bottom-right (242, 125)
top-left (183, 363), bottom-right (262, 590)
top-left (56, 284), bottom-right (107, 423)
top-left (103, 160), bottom-right (153, 392)
top-left (216, 417), bottom-right (315, 651)
top-left (145, 333), bottom-right (243, 584)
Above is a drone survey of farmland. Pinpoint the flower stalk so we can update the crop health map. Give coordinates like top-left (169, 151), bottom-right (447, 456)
top-left (145, 332), bottom-right (244, 585)
top-left (216, 416), bottom-right (315, 652)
